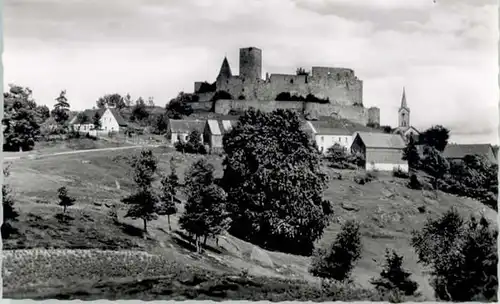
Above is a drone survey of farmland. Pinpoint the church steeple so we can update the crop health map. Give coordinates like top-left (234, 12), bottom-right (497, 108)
top-left (401, 87), bottom-right (408, 109)
top-left (398, 86), bottom-right (410, 128)
top-left (217, 56), bottom-right (232, 80)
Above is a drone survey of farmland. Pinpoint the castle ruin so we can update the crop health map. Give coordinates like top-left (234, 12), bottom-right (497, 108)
top-left (192, 47), bottom-right (380, 126)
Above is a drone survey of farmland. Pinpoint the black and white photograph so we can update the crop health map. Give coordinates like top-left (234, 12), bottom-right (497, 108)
top-left (1, 0), bottom-right (498, 301)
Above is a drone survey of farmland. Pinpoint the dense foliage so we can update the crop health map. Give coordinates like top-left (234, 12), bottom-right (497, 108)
top-left (418, 125), bottom-right (450, 152)
top-left (221, 109), bottom-right (331, 255)
top-left (326, 143), bottom-right (364, 169)
top-left (411, 209), bottom-right (498, 301)
top-left (3, 85), bottom-right (44, 151)
top-left (57, 186), bottom-right (76, 215)
top-left (174, 130), bottom-right (207, 154)
top-left (421, 145), bottom-right (450, 188)
top-left (370, 249), bottom-right (418, 297)
top-left (158, 158), bottom-right (180, 231)
top-left (2, 164), bottom-right (19, 238)
top-left (51, 90), bottom-right (71, 126)
top-left (122, 150), bottom-right (159, 233)
top-left (166, 92), bottom-right (195, 119)
top-left (310, 220), bottom-right (362, 281)
top-left (274, 92), bottom-right (329, 103)
top-left (179, 158), bottom-right (231, 252)
top-left (96, 93), bottom-right (126, 109)
top-left (402, 136), bottom-right (420, 172)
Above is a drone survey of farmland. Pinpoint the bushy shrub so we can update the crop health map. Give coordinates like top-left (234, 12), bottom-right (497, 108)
top-left (392, 167), bottom-right (409, 179)
top-left (354, 171), bottom-right (377, 185)
top-left (411, 209), bottom-right (498, 301)
top-left (175, 130), bottom-right (207, 155)
top-left (370, 249), bottom-right (419, 297)
top-left (326, 144), bottom-right (363, 170)
top-left (310, 220), bottom-right (362, 281)
top-left (407, 174), bottom-right (422, 190)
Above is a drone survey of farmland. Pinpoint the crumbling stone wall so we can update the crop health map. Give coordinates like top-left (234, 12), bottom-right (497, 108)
top-left (214, 99), bottom-right (380, 126)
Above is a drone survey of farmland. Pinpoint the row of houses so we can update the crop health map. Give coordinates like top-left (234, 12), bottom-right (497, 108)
top-left (64, 103), bottom-right (496, 173)
top-left (166, 117), bottom-right (497, 173)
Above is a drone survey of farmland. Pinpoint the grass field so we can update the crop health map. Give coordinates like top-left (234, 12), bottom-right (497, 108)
top-left (3, 147), bottom-right (497, 300)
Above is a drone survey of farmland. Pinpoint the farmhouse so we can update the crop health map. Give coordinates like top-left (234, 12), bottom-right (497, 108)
top-left (166, 119), bottom-right (205, 144)
top-left (443, 143), bottom-right (497, 164)
top-left (69, 105), bottom-right (128, 134)
top-left (203, 119), bottom-right (238, 151)
top-left (351, 132), bottom-right (408, 172)
top-left (305, 121), bottom-right (353, 154)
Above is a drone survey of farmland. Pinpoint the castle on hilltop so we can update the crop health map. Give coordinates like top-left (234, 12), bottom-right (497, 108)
top-left (191, 47), bottom-right (381, 126)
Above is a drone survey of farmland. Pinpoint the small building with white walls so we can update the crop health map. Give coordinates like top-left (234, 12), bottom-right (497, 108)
top-left (166, 119), bottom-right (205, 144)
top-left (351, 132), bottom-right (408, 172)
top-left (305, 121), bottom-right (354, 154)
top-left (69, 105), bottom-right (128, 134)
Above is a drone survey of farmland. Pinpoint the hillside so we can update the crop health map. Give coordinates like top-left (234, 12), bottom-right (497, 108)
top-left (3, 148), bottom-right (496, 300)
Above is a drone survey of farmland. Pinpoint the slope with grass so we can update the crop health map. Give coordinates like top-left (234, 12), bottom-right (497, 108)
top-left (3, 148), bottom-right (496, 300)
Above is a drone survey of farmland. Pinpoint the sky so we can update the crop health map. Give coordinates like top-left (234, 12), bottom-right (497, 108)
top-left (3, 0), bottom-right (498, 144)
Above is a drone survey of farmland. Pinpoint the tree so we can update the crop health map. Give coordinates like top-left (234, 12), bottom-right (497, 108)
top-left (402, 136), bottom-right (420, 172)
top-left (131, 97), bottom-right (149, 122)
top-left (122, 149), bottom-right (159, 234)
top-left (179, 158), bottom-right (231, 252)
top-left (158, 158), bottom-right (179, 231)
top-left (52, 90), bottom-right (71, 126)
top-left (370, 249), bottom-right (419, 297)
top-left (309, 220), bottom-right (362, 281)
top-left (96, 93), bottom-right (126, 109)
top-left (221, 108), bottom-right (331, 255)
top-left (147, 96), bottom-right (155, 107)
top-left (54, 90), bottom-right (70, 108)
top-left (124, 93), bottom-right (132, 108)
top-left (210, 90), bottom-right (233, 102)
top-left (35, 105), bottom-right (50, 124)
top-left (166, 92), bottom-right (195, 119)
top-left (421, 145), bottom-right (449, 189)
top-left (57, 186), bottom-right (75, 215)
top-left (175, 130), bottom-right (207, 154)
top-left (2, 163), bottom-right (19, 238)
top-left (3, 84), bottom-right (42, 151)
top-left (152, 114), bottom-right (169, 135)
top-left (77, 112), bottom-right (91, 124)
top-left (419, 125), bottom-right (450, 152)
top-left (92, 112), bottom-right (101, 130)
top-left (411, 209), bottom-right (497, 301)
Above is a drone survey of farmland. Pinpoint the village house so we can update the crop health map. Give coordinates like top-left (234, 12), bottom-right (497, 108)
top-left (166, 119), bottom-right (205, 144)
top-left (351, 132), bottom-right (408, 172)
top-left (69, 105), bottom-right (128, 134)
top-left (305, 120), bottom-right (353, 154)
top-left (442, 143), bottom-right (497, 164)
top-left (203, 119), bottom-right (238, 152)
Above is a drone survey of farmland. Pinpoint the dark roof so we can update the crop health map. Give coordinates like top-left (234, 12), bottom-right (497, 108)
top-left (308, 120), bottom-right (352, 136)
top-left (355, 132), bottom-right (406, 149)
top-left (108, 108), bottom-right (128, 126)
top-left (169, 119), bottom-right (205, 133)
top-left (443, 144), bottom-right (497, 162)
top-left (217, 57), bottom-right (232, 79)
top-left (70, 109), bottom-right (105, 124)
top-left (70, 107), bottom-right (128, 127)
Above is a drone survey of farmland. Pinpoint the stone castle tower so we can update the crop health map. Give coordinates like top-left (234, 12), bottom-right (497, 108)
top-left (398, 87), bottom-right (410, 128)
top-left (239, 47), bottom-right (262, 81)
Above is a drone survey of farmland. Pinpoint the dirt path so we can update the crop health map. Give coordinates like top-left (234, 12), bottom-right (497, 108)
top-left (4, 145), bottom-right (161, 161)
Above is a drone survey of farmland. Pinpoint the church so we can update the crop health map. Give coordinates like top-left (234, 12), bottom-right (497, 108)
top-left (392, 87), bottom-right (420, 142)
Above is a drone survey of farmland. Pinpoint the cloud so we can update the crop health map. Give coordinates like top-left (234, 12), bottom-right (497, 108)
top-left (3, 0), bottom-right (498, 144)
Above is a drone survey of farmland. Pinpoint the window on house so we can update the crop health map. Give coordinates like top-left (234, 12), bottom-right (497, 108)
top-left (321, 136), bottom-right (324, 142)
top-left (290, 79), bottom-right (294, 84)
